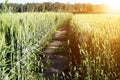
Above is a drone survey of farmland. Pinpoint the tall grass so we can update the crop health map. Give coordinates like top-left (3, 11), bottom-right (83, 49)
top-left (69, 14), bottom-right (120, 80)
top-left (0, 13), bottom-right (71, 80)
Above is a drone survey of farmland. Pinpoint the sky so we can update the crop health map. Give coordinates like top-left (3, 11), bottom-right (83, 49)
top-left (0, 0), bottom-right (120, 5)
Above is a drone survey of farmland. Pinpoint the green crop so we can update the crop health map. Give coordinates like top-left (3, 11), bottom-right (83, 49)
top-left (0, 12), bottom-right (71, 80)
top-left (69, 14), bottom-right (120, 80)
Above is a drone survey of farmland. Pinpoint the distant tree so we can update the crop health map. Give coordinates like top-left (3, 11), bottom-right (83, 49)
top-left (74, 3), bottom-right (80, 13)
top-left (86, 4), bottom-right (93, 13)
top-left (93, 4), bottom-right (107, 13)
top-left (38, 3), bottom-right (43, 12)
top-left (53, 2), bottom-right (60, 12)
top-left (0, 2), bottom-right (108, 13)
top-left (0, 3), bottom-right (3, 12)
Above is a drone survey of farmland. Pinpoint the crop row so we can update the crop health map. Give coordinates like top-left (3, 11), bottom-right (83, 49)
top-left (0, 13), bottom-right (72, 80)
top-left (69, 14), bottom-right (120, 80)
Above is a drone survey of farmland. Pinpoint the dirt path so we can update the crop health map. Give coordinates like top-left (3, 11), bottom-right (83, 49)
top-left (42, 26), bottom-right (69, 79)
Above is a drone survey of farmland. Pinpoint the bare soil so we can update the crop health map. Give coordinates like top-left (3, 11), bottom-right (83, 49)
top-left (42, 26), bottom-right (69, 79)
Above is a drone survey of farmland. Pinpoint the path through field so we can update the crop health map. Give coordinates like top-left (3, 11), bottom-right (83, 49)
top-left (42, 25), bottom-right (69, 79)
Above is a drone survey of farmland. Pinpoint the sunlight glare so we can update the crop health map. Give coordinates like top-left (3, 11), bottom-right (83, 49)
top-left (107, 1), bottom-right (120, 12)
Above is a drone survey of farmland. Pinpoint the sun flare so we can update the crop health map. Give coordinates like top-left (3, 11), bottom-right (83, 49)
top-left (108, 2), bottom-right (120, 12)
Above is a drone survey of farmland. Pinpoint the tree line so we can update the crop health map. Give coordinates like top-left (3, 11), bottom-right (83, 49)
top-left (0, 2), bottom-right (108, 13)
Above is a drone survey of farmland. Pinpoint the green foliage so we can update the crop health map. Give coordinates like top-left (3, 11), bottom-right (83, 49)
top-left (0, 2), bottom-right (108, 13)
top-left (69, 14), bottom-right (120, 80)
top-left (0, 13), bottom-right (71, 80)
top-left (2, 0), bottom-right (9, 13)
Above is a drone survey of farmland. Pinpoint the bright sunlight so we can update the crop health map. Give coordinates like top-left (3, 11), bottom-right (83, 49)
top-left (107, 1), bottom-right (120, 12)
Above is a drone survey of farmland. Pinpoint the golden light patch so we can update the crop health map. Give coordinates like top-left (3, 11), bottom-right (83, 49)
top-left (107, 1), bottom-right (120, 12)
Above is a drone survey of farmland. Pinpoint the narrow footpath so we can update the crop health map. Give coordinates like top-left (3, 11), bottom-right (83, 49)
top-left (42, 25), bottom-right (69, 79)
